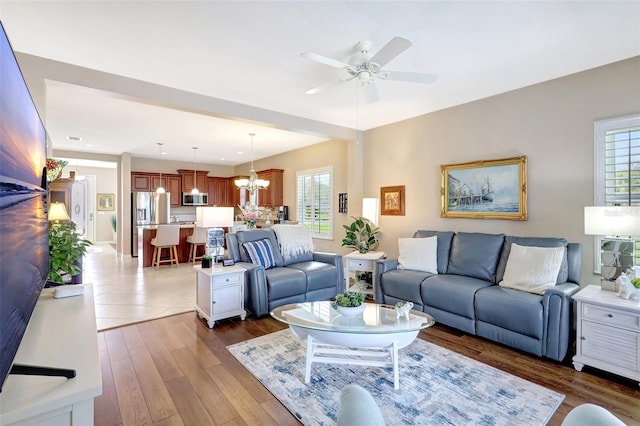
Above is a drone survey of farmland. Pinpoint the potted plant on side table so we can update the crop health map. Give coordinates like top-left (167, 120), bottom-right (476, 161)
top-left (48, 220), bottom-right (92, 286)
top-left (342, 216), bottom-right (380, 254)
top-left (201, 254), bottom-right (213, 269)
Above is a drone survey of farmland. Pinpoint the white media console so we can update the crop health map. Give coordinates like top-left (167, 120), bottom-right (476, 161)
top-left (0, 284), bottom-right (102, 425)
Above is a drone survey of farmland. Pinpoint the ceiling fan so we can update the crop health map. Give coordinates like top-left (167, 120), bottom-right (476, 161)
top-left (302, 36), bottom-right (437, 102)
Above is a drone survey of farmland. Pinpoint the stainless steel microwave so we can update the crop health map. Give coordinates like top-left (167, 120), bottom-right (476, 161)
top-left (182, 193), bottom-right (208, 206)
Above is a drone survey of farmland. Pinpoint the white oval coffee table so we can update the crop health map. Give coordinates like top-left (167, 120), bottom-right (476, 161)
top-left (271, 302), bottom-right (435, 389)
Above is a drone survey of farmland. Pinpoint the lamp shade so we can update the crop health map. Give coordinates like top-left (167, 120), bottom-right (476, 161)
top-left (584, 206), bottom-right (640, 236)
top-left (196, 206), bottom-right (234, 228)
top-left (48, 202), bottom-right (70, 221)
top-left (362, 198), bottom-right (379, 225)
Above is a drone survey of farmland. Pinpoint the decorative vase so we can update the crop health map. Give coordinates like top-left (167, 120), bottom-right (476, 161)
top-left (201, 257), bottom-right (212, 268)
top-left (335, 304), bottom-right (365, 316)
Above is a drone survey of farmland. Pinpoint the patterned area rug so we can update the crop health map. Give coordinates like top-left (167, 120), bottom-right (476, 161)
top-left (227, 329), bottom-right (564, 425)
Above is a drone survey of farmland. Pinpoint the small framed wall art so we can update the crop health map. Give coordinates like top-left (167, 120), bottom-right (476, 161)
top-left (440, 155), bottom-right (527, 220)
top-left (97, 193), bottom-right (115, 211)
top-left (380, 185), bottom-right (405, 216)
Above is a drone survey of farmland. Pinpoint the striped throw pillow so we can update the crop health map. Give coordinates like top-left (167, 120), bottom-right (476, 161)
top-left (242, 238), bottom-right (276, 269)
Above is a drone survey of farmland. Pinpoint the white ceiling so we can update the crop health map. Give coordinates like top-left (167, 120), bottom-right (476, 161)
top-left (1, 1), bottom-right (639, 166)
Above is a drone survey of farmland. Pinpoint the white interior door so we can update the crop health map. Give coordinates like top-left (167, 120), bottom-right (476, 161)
top-left (72, 175), bottom-right (96, 243)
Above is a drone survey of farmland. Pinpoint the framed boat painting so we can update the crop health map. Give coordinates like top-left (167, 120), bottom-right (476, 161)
top-left (441, 156), bottom-right (527, 220)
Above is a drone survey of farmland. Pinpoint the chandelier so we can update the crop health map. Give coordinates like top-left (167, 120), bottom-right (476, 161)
top-left (234, 133), bottom-right (269, 195)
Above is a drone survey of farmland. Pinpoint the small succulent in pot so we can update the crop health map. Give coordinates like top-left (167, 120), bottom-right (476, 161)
top-left (332, 290), bottom-right (365, 308)
top-left (201, 254), bottom-right (213, 268)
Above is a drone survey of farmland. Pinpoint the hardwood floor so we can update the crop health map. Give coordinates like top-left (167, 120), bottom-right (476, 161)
top-left (95, 312), bottom-right (640, 426)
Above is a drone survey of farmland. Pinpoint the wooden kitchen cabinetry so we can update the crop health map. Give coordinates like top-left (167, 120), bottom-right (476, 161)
top-left (177, 169), bottom-right (208, 193)
top-left (208, 176), bottom-right (230, 206)
top-left (131, 172), bottom-right (152, 191)
top-left (152, 174), bottom-right (181, 206)
top-left (167, 175), bottom-right (182, 206)
top-left (257, 169), bottom-right (284, 207)
top-left (132, 172), bottom-right (182, 206)
top-left (228, 176), bottom-right (247, 207)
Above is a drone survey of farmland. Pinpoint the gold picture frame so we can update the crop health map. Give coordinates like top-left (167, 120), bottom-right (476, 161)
top-left (97, 193), bottom-right (115, 211)
top-left (380, 185), bottom-right (405, 216)
top-left (441, 156), bottom-right (527, 220)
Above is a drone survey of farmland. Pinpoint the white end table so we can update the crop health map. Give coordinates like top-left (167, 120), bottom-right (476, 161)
top-left (343, 251), bottom-right (386, 298)
top-left (194, 264), bottom-right (246, 328)
top-left (572, 285), bottom-right (640, 385)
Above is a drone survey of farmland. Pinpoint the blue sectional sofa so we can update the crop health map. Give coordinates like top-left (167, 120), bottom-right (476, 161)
top-left (226, 228), bottom-right (343, 317)
top-left (374, 231), bottom-right (582, 361)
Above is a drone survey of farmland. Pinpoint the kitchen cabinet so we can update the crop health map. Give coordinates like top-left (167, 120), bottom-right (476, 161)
top-left (177, 169), bottom-right (208, 193)
top-left (131, 172), bottom-right (152, 191)
top-left (133, 172), bottom-right (181, 206)
top-left (167, 175), bottom-right (182, 206)
top-left (208, 176), bottom-right (230, 206)
top-left (257, 169), bottom-right (284, 207)
top-left (228, 176), bottom-right (247, 207)
top-left (152, 174), bottom-right (181, 206)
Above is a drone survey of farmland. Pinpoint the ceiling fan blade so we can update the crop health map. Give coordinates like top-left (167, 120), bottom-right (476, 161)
top-left (301, 52), bottom-right (352, 70)
top-left (369, 36), bottom-right (412, 67)
top-left (364, 83), bottom-right (379, 103)
top-left (305, 76), bottom-right (353, 95)
top-left (379, 70), bottom-right (438, 84)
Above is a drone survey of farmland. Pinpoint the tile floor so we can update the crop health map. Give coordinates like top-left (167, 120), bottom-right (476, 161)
top-left (84, 243), bottom-right (196, 330)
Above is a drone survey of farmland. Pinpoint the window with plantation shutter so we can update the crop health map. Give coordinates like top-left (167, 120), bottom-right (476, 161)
top-left (296, 167), bottom-right (333, 239)
top-left (594, 115), bottom-right (640, 271)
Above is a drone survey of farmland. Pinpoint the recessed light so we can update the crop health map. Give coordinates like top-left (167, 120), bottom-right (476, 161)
top-left (161, 151), bottom-right (168, 156)
top-left (84, 143), bottom-right (94, 147)
top-left (67, 136), bottom-right (82, 141)
top-left (237, 151), bottom-right (244, 155)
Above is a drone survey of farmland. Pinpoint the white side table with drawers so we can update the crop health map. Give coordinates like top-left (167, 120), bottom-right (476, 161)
top-left (572, 284), bottom-right (640, 384)
top-left (343, 251), bottom-right (386, 299)
top-left (195, 264), bottom-right (246, 328)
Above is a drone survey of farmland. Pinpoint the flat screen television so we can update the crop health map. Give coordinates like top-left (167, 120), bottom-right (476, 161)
top-left (0, 20), bottom-right (49, 392)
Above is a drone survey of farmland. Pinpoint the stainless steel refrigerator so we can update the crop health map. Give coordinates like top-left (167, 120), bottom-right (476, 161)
top-left (131, 192), bottom-right (171, 257)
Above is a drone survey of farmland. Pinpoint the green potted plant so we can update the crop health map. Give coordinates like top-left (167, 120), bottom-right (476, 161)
top-left (342, 216), bottom-right (380, 254)
top-left (48, 221), bottom-right (92, 285)
top-left (201, 254), bottom-right (213, 269)
top-left (332, 290), bottom-right (366, 315)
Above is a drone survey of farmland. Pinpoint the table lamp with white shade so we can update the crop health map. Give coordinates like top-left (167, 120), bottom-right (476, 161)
top-left (584, 206), bottom-right (640, 289)
top-left (362, 198), bottom-right (379, 226)
top-left (196, 206), bottom-right (235, 263)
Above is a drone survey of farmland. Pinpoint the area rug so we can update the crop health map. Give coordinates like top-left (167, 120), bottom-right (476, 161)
top-left (227, 329), bottom-right (564, 425)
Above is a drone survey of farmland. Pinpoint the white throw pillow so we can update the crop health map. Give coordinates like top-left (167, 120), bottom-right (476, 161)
top-left (499, 243), bottom-right (565, 294)
top-left (398, 236), bottom-right (438, 274)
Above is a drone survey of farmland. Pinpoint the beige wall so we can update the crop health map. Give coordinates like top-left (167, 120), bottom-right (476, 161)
top-left (363, 56), bottom-right (640, 284)
top-left (249, 139), bottom-right (351, 254)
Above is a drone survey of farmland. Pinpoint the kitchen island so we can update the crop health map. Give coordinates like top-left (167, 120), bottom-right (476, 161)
top-left (137, 224), bottom-right (201, 267)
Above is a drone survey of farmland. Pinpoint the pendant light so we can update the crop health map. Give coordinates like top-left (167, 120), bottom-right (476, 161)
top-left (234, 133), bottom-right (269, 195)
top-left (156, 142), bottom-right (166, 194)
top-left (191, 147), bottom-right (199, 195)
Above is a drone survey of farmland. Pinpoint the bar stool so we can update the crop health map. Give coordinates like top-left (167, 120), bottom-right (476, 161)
top-left (187, 226), bottom-right (208, 264)
top-left (151, 225), bottom-right (180, 267)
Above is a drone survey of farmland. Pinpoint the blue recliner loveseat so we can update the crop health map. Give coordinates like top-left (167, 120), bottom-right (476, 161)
top-left (375, 231), bottom-right (582, 361)
top-left (226, 228), bottom-right (343, 317)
